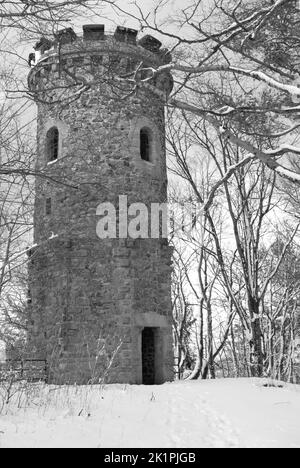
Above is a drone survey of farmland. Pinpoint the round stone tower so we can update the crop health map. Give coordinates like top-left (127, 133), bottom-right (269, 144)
top-left (27, 25), bottom-right (174, 384)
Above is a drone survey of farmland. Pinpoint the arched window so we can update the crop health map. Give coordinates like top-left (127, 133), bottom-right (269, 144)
top-left (140, 128), bottom-right (152, 162)
top-left (46, 127), bottom-right (59, 162)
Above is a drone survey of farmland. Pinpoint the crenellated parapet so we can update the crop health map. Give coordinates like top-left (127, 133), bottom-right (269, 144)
top-left (28, 25), bottom-right (173, 99)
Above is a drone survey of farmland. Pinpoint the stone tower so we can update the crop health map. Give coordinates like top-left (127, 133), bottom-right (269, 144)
top-left (27, 25), bottom-right (174, 385)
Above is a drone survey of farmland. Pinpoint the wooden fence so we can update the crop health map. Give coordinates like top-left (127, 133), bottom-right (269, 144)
top-left (0, 359), bottom-right (47, 382)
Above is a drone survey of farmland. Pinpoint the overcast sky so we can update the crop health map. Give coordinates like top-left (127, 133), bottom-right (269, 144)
top-left (70, 0), bottom-right (203, 42)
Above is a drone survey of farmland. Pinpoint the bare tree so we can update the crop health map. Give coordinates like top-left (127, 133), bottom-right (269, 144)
top-left (111, 0), bottom-right (300, 183)
top-left (0, 98), bottom-right (35, 354)
top-left (171, 245), bottom-right (197, 379)
top-left (167, 108), bottom-right (300, 378)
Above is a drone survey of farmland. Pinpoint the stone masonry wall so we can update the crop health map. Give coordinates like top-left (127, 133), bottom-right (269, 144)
top-left (27, 27), bottom-right (174, 384)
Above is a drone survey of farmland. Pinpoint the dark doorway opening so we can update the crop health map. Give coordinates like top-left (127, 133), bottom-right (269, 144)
top-left (142, 327), bottom-right (156, 385)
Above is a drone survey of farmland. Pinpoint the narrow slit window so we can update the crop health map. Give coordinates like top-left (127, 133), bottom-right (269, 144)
top-left (140, 128), bottom-right (151, 162)
top-left (46, 127), bottom-right (59, 162)
top-left (46, 197), bottom-right (52, 215)
top-left (27, 289), bottom-right (32, 305)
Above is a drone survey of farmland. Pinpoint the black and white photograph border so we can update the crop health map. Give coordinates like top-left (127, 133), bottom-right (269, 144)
top-left (0, 0), bottom-right (300, 451)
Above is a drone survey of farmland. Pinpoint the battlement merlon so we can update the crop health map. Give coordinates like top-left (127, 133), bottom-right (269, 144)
top-left (28, 25), bottom-right (173, 86)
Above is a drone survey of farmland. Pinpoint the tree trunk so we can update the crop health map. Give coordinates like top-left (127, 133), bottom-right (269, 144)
top-left (230, 325), bottom-right (240, 378)
top-left (250, 318), bottom-right (264, 377)
top-left (207, 303), bottom-right (216, 379)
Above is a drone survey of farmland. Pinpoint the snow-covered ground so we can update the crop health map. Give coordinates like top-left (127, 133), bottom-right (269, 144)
top-left (0, 378), bottom-right (299, 448)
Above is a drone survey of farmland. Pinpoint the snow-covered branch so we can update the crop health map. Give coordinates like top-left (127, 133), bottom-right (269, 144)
top-left (203, 155), bottom-right (255, 212)
top-left (169, 97), bottom-right (300, 184)
top-left (144, 63), bottom-right (300, 98)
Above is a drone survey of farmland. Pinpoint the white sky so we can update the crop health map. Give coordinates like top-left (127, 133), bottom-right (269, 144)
top-left (78, 0), bottom-right (188, 30)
